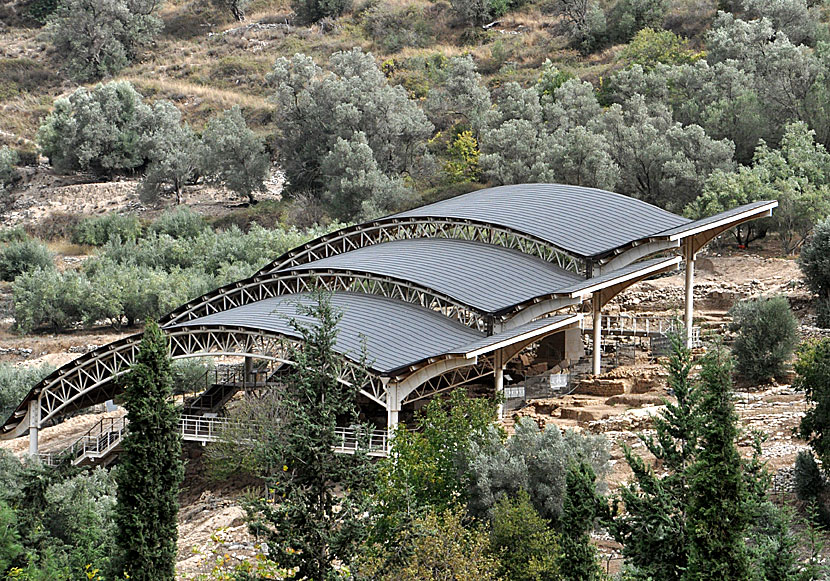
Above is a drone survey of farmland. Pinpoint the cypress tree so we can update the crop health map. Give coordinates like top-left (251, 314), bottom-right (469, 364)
top-left (610, 333), bottom-right (697, 580)
top-left (244, 292), bottom-right (375, 579)
top-left (112, 321), bottom-right (183, 581)
top-left (684, 347), bottom-right (749, 581)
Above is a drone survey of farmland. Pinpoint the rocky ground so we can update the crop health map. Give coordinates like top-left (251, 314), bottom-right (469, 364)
top-left (0, 174), bottom-right (823, 576)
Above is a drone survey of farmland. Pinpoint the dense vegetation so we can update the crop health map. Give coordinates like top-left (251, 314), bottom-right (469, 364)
top-left (5, 0), bottom-right (830, 578)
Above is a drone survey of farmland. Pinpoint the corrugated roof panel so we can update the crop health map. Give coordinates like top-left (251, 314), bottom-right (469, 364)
top-left (654, 201), bottom-right (777, 238)
top-left (451, 314), bottom-right (578, 356)
top-left (558, 256), bottom-right (681, 295)
top-left (285, 238), bottom-right (583, 313)
top-left (393, 184), bottom-right (690, 257)
top-left (170, 292), bottom-right (485, 374)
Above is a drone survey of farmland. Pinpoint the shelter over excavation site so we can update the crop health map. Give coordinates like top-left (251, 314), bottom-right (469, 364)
top-left (2, 184), bottom-right (777, 455)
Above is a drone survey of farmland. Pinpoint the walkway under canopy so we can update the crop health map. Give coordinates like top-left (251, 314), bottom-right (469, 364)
top-left (0, 184), bottom-right (777, 455)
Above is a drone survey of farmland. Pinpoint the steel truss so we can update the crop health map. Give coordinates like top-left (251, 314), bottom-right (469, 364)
top-left (162, 270), bottom-right (489, 332)
top-left (9, 327), bottom-right (388, 434)
top-left (401, 355), bottom-right (495, 405)
top-left (259, 217), bottom-right (586, 276)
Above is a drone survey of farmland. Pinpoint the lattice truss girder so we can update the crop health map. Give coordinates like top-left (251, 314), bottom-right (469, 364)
top-left (264, 218), bottom-right (586, 276)
top-left (165, 271), bottom-right (489, 332)
top-left (401, 355), bottom-right (495, 405)
top-left (27, 327), bottom-right (389, 429)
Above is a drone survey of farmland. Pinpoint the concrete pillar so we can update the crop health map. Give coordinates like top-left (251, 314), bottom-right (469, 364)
top-left (684, 242), bottom-right (696, 348)
top-left (28, 398), bottom-right (40, 457)
top-left (592, 296), bottom-right (602, 376)
top-left (386, 382), bottom-right (400, 434)
top-left (494, 349), bottom-right (505, 419)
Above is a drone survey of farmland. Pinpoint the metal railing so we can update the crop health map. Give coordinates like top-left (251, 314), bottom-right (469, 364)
top-left (40, 416), bottom-right (391, 466)
top-left (581, 314), bottom-right (702, 348)
top-left (333, 426), bottom-right (390, 457)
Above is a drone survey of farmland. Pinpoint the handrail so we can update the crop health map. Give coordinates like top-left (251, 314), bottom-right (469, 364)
top-left (39, 415), bottom-right (391, 466)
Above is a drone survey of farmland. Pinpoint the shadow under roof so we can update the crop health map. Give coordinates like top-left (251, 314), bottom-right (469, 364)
top-left (393, 184), bottom-right (690, 258)
top-left (283, 238), bottom-right (583, 313)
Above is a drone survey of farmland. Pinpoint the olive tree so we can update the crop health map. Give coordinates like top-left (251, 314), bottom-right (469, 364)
top-left (47, 0), bottom-right (161, 81)
top-left (200, 106), bottom-right (270, 204)
top-left (37, 81), bottom-right (154, 174)
top-left (139, 102), bottom-right (200, 205)
top-left (269, 48), bottom-right (432, 220)
top-left (599, 94), bottom-right (735, 211)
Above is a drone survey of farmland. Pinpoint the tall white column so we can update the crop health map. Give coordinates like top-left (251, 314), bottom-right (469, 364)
top-left (386, 382), bottom-right (400, 434)
top-left (684, 242), bottom-right (696, 349)
top-left (592, 295), bottom-right (602, 376)
top-left (28, 398), bottom-right (40, 457)
top-left (494, 349), bottom-right (505, 419)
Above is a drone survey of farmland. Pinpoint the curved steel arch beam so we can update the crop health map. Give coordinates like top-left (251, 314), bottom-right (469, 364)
top-left (160, 270), bottom-right (490, 332)
top-left (1, 326), bottom-right (388, 440)
top-left (257, 217), bottom-right (587, 276)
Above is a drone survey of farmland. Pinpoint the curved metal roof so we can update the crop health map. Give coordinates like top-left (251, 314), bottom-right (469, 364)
top-left (283, 238), bottom-right (583, 313)
top-left (393, 184), bottom-right (690, 258)
top-left (172, 292), bottom-right (485, 374)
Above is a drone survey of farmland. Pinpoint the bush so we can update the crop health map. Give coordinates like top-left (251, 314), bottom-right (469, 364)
top-left (46, 0), bottom-right (161, 81)
top-left (0, 226), bottom-right (28, 244)
top-left (171, 358), bottom-right (214, 396)
top-left (800, 218), bottom-right (830, 302)
top-left (619, 28), bottom-right (701, 70)
top-left (12, 267), bottom-right (115, 333)
top-left (292, 0), bottom-right (350, 24)
top-left (462, 417), bottom-right (610, 523)
top-left (490, 490), bottom-right (560, 581)
top-left (729, 295), bottom-right (799, 383)
top-left (37, 82), bottom-right (154, 174)
top-left (72, 213), bottom-right (143, 246)
top-left (795, 450), bottom-right (825, 502)
top-left (0, 363), bottom-right (54, 423)
top-left (149, 207), bottom-right (208, 239)
top-left (363, 3), bottom-right (434, 52)
top-left (0, 238), bottom-right (54, 281)
top-left (0, 147), bottom-right (19, 194)
top-left (607, 0), bottom-right (669, 44)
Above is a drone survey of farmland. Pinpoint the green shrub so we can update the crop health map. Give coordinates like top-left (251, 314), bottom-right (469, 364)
top-left (291, 0), bottom-right (350, 23)
top-left (0, 226), bottom-right (28, 244)
top-left (0, 147), bottom-right (19, 193)
top-left (172, 358), bottom-right (214, 396)
top-left (607, 0), bottom-right (669, 44)
top-left (729, 295), bottom-right (799, 383)
top-left (363, 3), bottom-right (434, 52)
top-left (619, 28), bottom-right (701, 70)
top-left (0, 238), bottom-right (54, 281)
top-left (0, 363), bottom-right (54, 423)
top-left (800, 218), bottom-right (830, 303)
top-left (37, 82), bottom-right (154, 174)
top-left (490, 490), bottom-right (560, 581)
top-left (818, 297), bottom-right (830, 328)
top-left (72, 213), bottom-right (143, 246)
top-left (12, 267), bottom-right (115, 333)
top-left (795, 450), bottom-right (825, 502)
top-left (149, 207), bottom-right (208, 240)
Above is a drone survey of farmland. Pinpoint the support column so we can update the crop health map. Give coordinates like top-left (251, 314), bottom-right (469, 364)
top-left (243, 355), bottom-right (253, 387)
top-left (494, 349), bottom-right (505, 419)
top-left (28, 398), bottom-right (40, 457)
top-left (684, 242), bottom-right (696, 349)
top-left (386, 382), bottom-right (400, 434)
top-left (592, 295), bottom-right (602, 376)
